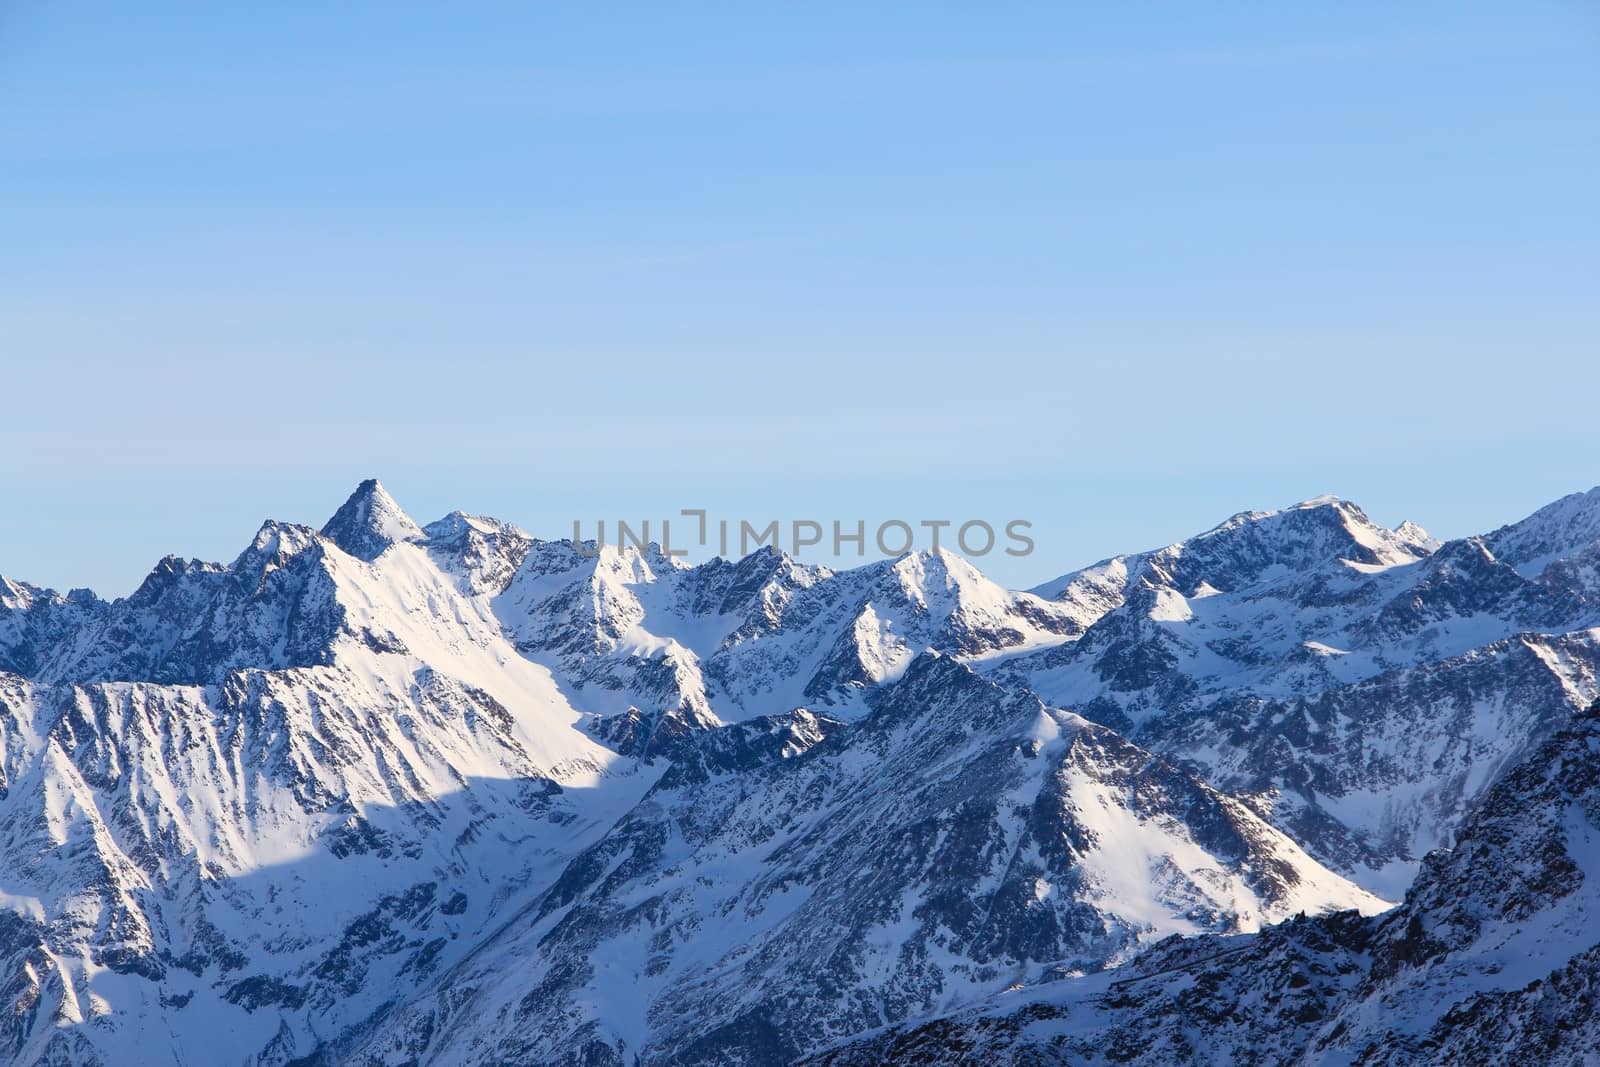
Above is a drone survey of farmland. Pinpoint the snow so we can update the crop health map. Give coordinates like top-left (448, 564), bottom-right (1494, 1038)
top-left (3, 479), bottom-right (1599, 1066)
top-left (1484, 485), bottom-right (1600, 577)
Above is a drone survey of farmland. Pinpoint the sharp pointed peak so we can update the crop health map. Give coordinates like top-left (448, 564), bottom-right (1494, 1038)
top-left (321, 478), bottom-right (424, 562)
top-left (344, 477), bottom-right (400, 509)
top-left (1393, 519), bottom-right (1440, 551)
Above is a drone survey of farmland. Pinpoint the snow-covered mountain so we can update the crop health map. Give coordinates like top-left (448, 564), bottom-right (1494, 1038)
top-left (492, 538), bottom-right (1084, 749)
top-left (1002, 493), bottom-right (1600, 893)
top-left (0, 480), bottom-right (1597, 1065)
top-left (0, 482), bottom-right (657, 1066)
top-left (343, 654), bottom-right (1382, 1066)
top-left (803, 697), bottom-right (1600, 1066)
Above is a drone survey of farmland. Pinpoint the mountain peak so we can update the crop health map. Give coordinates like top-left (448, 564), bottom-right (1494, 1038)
top-left (422, 509), bottom-right (526, 542)
top-left (1215, 493), bottom-right (1362, 531)
top-left (320, 478), bottom-right (424, 561)
top-left (1028, 493), bottom-right (1431, 620)
top-left (1392, 518), bottom-right (1440, 552)
top-left (1484, 485), bottom-right (1600, 577)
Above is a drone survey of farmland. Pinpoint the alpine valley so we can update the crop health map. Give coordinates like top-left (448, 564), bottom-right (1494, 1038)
top-left (1, 480), bottom-right (1598, 1066)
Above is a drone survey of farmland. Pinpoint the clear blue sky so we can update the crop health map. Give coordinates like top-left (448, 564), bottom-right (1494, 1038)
top-left (3, 2), bottom-right (1598, 595)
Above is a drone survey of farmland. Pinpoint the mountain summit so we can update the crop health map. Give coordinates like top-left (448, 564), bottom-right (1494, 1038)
top-left (320, 477), bottom-right (425, 561)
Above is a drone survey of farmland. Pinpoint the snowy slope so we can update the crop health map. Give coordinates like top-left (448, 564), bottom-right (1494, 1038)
top-left (1483, 486), bottom-right (1600, 578)
top-left (1001, 493), bottom-right (1600, 891)
top-left (490, 540), bottom-right (1083, 751)
top-left (345, 655), bottom-right (1382, 1067)
top-left (0, 482), bottom-right (654, 1066)
top-left (803, 698), bottom-right (1600, 1067)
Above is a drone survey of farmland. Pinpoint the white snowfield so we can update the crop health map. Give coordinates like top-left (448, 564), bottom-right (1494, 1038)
top-left (0, 479), bottom-right (1595, 1066)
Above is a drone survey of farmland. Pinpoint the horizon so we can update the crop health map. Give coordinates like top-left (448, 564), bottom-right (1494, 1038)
top-left (7, 476), bottom-right (1598, 602)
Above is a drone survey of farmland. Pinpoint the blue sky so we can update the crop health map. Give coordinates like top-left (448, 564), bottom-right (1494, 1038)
top-left (3, 2), bottom-right (1598, 594)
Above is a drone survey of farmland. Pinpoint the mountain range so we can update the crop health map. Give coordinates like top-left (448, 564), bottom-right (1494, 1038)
top-left (0, 479), bottom-right (1596, 1065)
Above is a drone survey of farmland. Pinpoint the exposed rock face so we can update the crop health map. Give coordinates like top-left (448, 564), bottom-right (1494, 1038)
top-left (319, 478), bottom-right (426, 562)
